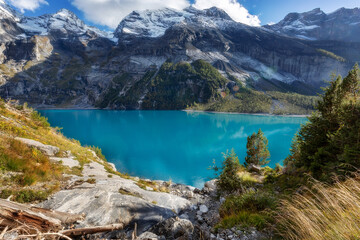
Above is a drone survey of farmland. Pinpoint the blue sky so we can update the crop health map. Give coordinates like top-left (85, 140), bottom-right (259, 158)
top-left (7, 0), bottom-right (360, 30)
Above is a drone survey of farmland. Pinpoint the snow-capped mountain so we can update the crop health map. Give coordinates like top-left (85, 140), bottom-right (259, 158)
top-left (265, 7), bottom-right (360, 42)
top-left (0, 4), bottom-right (359, 111)
top-left (0, 1), bottom-right (109, 42)
top-left (0, 0), bottom-right (23, 42)
top-left (114, 7), bottom-right (236, 39)
top-left (18, 9), bottom-right (109, 39)
top-left (0, 0), bottom-right (18, 20)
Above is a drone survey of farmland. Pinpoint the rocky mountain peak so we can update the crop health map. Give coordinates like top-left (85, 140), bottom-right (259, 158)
top-left (18, 8), bottom-right (108, 39)
top-left (0, 0), bottom-right (19, 20)
top-left (114, 6), bottom-right (236, 39)
top-left (265, 7), bottom-right (360, 42)
top-left (204, 7), bottom-right (233, 21)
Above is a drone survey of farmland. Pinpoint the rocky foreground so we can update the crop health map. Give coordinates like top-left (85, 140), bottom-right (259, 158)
top-left (2, 136), bottom-right (267, 240)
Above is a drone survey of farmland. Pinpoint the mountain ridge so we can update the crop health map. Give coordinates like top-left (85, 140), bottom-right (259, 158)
top-left (0, 3), bottom-right (358, 113)
top-left (265, 7), bottom-right (360, 42)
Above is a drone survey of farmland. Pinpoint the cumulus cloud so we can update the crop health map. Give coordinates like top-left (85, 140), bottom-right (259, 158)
top-left (8, 0), bottom-right (48, 13)
top-left (193, 0), bottom-right (261, 26)
top-left (71, 0), bottom-right (190, 29)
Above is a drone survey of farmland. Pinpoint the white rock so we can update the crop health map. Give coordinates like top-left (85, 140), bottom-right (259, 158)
top-left (50, 157), bottom-right (79, 168)
top-left (137, 232), bottom-right (159, 240)
top-left (199, 204), bottom-right (208, 213)
top-left (179, 213), bottom-right (189, 219)
top-left (15, 137), bottom-right (59, 156)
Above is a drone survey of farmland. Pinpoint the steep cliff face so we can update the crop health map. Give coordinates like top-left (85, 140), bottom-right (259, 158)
top-left (114, 7), bottom-right (351, 89)
top-left (0, 4), bottom-right (358, 111)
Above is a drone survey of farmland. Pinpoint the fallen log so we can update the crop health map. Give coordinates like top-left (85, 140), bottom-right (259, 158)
top-left (0, 199), bottom-right (62, 231)
top-left (60, 223), bottom-right (124, 236)
top-left (0, 199), bottom-right (83, 231)
top-left (30, 207), bottom-right (84, 225)
top-left (0, 199), bottom-right (124, 237)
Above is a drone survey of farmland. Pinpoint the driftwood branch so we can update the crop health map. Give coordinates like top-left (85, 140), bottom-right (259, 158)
top-left (17, 232), bottom-right (72, 240)
top-left (29, 207), bottom-right (84, 225)
top-left (59, 224), bottom-right (124, 236)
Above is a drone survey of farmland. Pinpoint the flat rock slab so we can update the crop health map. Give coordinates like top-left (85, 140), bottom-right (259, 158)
top-left (39, 162), bottom-right (191, 233)
top-left (15, 137), bottom-right (59, 156)
top-left (49, 157), bottom-right (79, 168)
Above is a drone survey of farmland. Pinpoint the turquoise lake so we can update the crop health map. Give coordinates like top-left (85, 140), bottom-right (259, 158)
top-left (39, 110), bottom-right (307, 188)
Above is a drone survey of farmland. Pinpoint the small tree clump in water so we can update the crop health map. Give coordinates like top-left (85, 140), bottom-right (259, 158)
top-left (245, 129), bottom-right (270, 167)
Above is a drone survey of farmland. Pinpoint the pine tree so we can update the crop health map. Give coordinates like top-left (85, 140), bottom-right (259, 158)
top-left (245, 129), bottom-right (270, 167)
top-left (216, 149), bottom-right (242, 192)
top-left (286, 64), bottom-right (360, 180)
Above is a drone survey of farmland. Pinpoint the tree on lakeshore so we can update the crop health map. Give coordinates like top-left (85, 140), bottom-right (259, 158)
top-left (245, 129), bottom-right (270, 167)
top-left (215, 149), bottom-right (242, 192)
top-left (285, 64), bottom-right (360, 180)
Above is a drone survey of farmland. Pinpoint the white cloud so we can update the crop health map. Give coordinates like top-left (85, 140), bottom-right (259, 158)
top-left (193, 0), bottom-right (261, 26)
top-left (8, 0), bottom-right (48, 13)
top-left (71, 0), bottom-right (190, 29)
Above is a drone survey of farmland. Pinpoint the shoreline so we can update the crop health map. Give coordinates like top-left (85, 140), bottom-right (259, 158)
top-left (36, 107), bottom-right (310, 118)
top-left (183, 109), bottom-right (309, 118)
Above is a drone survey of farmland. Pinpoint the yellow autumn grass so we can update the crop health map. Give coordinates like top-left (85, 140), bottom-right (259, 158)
top-left (278, 173), bottom-right (360, 240)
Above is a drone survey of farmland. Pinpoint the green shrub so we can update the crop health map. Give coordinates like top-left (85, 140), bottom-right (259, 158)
top-left (214, 149), bottom-right (243, 193)
top-left (30, 111), bottom-right (50, 128)
top-left (317, 49), bottom-right (346, 62)
top-left (217, 190), bottom-right (277, 230)
top-left (220, 190), bottom-right (277, 216)
top-left (245, 129), bottom-right (270, 167)
top-left (89, 146), bottom-right (106, 161)
top-left (215, 211), bottom-right (270, 230)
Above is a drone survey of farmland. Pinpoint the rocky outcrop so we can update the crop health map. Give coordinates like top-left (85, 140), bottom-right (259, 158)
top-left (39, 160), bottom-right (192, 233)
top-left (15, 137), bottom-right (59, 156)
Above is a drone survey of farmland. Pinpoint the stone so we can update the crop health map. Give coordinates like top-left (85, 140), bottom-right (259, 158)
top-left (185, 191), bottom-right (194, 199)
top-left (199, 204), bottom-right (208, 213)
top-left (149, 217), bottom-right (193, 239)
top-left (172, 219), bottom-right (194, 238)
top-left (204, 179), bottom-right (217, 191)
top-left (107, 162), bottom-right (117, 172)
top-left (179, 213), bottom-right (189, 219)
top-left (137, 232), bottom-right (159, 240)
top-left (49, 157), bottom-right (79, 168)
top-left (247, 164), bottom-right (262, 173)
top-left (15, 137), bottom-right (59, 156)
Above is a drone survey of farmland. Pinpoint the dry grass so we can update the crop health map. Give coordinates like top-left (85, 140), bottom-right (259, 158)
top-left (0, 100), bottom-right (116, 202)
top-left (0, 223), bottom-right (72, 240)
top-left (278, 173), bottom-right (360, 240)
